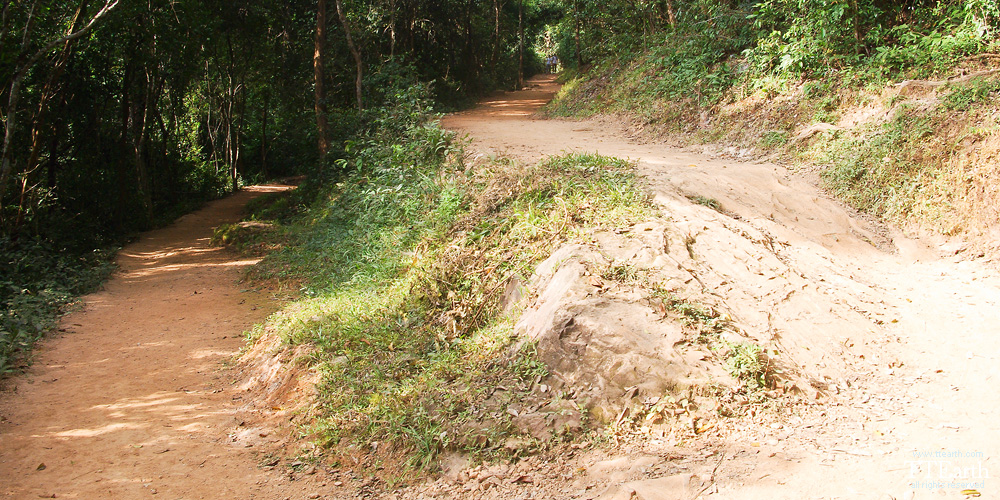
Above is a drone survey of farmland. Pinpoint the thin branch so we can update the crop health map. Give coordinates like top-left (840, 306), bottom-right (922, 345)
top-left (0, 1), bottom-right (13, 49)
top-left (1, 0), bottom-right (120, 208)
top-left (17, 0), bottom-right (120, 81)
top-left (20, 0), bottom-right (39, 55)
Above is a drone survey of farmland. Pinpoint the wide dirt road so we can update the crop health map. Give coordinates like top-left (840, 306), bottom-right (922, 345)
top-left (0, 186), bottom-right (325, 499)
top-left (443, 75), bottom-right (1000, 499)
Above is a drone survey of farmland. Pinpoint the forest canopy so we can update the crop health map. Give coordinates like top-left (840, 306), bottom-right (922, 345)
top-left (2, 0), bottom-right (997, 243)
top-left (0, 0), bottom-right (563, 244)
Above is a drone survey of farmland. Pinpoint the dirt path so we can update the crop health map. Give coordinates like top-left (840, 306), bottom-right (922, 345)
top-left (5, 77), bottom-right (994, 500)
top-left (0, 186), bottom-right (327, 499)
top-left (443, 75), bottom-right (1000, 499)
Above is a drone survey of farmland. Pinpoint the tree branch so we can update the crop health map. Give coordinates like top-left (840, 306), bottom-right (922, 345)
top-left (17, 0), bottom-right (119, 82)
top-left (1, 0), bottom-right (120, 211)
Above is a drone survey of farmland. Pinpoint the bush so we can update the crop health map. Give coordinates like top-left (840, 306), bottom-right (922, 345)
top-left (0, 237), bottom-right (115, 374)
top-left (245, 105), bottom-right (655, 471)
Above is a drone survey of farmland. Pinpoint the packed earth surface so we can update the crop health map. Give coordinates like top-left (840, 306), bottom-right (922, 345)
top-left (3, 75), bottom-right (999, 500)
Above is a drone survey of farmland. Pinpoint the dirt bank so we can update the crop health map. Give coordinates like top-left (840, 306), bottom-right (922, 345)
top-left (439, 74), bottom-right (1000, 500)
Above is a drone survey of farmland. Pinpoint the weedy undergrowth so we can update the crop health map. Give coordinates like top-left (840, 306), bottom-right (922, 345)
top-left (235, 110), bottom-right (655, 474)
top-left (0, 238), bottom-right (115, 374)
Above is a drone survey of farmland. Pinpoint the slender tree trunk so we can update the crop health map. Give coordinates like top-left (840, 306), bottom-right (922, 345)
top-left (388, 0), bottom-right (396, 58)
top-left (574, 0), bottom-right (583, 68)
top-left (225, 34), bottom-right (241, 192)
top-left (492, 0), bottom-right (500, 66)
top-left (314, 0), bottom-right (329, 159)
top-left (234, 82), bottom-right (246, 190)
top-left (24, 2), bottom-right (86, 183)
top-left (665, 0), bottom-right (676, 28)
top-left (260, 92), bottom-right (268, 178)
top-left (0, 1), bottom-right (15, 57)
top-left (46, 103), bottom-right (64, 189)
top-left (335, 0), bottom-right (363, 112)
top-left (116, 58), bottom-right (132, 230)
top-left (0, 0), bottom-right (119, 213)
top-left (408, 1), bottom-right (416, 53)
top-left (518, 0), bottom-right (524, 88)
top-left (850, 0), bottom-right (862, 55)
top-left (133, 70), bottom-right (155, 224)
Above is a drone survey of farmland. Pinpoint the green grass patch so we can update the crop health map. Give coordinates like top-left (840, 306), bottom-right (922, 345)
top-left (240, 110), bottom-right (655, 473)
top-left (943, 75), bottom-right (1000, 111)
top-left (0, 238), bottom-right (115, 375)
top-left (687, 195), bottom-right (722, 212)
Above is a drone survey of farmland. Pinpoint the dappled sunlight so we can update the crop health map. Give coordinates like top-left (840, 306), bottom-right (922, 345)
top-left (123, 257), bottom-right (262, 279)
top-left (189, 348), bottom-right (238, 359)
top-left (467, 97), bottom-right (553, 117)
top-left (53, 422), bottom-right (146, 438)
top-left (93, 394), bottom-right (182, 411)
top-left (42, 390), bottom-right (239, 442)
top-left (245, 184), bottom-right (296, 193)
top-left (119, 341), bottom-right (171, 351)
top-left (121, 245), bottom-right (221, 261)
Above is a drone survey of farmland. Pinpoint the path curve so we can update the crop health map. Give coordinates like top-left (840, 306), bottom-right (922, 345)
top-left (0, 186), bottom-right (326, 499)
top-left (444, 74), bottom-right (1000, 499)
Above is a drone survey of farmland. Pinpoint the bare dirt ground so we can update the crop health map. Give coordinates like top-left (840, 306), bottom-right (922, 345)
top-left (0, 186), bottom-right (332, 499)
top-left (435, 74), bottom-right (1000, 500)
top-left (2, 76), bottom-right (997, 500)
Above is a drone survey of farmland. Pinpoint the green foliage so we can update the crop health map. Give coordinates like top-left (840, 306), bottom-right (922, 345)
top-left (244, 103), bottom-right (654, 469)
top-left (0, 237), bottom-right (115, 374)
top-left (688, 195), bottom-right (722, 212)
top-left (746, 0), bottom-right (999, 82)
top-left (724, 342), bottom-right (767, 390)
top-left (943, 75), bottom-right (1000, 110)
top-left (760, 130), bottom-right (790, 148)
top-left (816, 103), bottom-right (943, 223)
top-left (649, 285), bottom-right (769, 389)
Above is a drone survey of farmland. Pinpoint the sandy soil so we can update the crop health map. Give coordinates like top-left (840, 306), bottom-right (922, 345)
top-left (2, 75), bottom-right (997, 500)
top-left (438, 74), bottom-right (1000, 500)
top-left (0, 186), bottom-right (330, 499)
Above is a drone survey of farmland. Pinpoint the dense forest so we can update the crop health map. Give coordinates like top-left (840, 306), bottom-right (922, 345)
top-left (0, 0), bottom-right (566, 242)
top-left (4, 0), bottom-right (996, 242)
top-left (2, 0), bottom-right (998, 441)
top-left (1, 0), bottom-right (561, 371)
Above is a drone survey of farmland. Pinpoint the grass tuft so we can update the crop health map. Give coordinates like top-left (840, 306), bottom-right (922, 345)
top-left (235, 116), bottom-right (656, 474)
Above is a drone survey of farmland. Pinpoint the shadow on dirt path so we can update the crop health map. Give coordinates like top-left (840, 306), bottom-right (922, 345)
top-left (0, 185), bottom-right (328, 499)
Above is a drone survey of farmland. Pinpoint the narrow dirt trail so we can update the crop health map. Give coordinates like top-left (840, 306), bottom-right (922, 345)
top-left (0, 186), bottom-right (326, 499)
top-left (443, 75), bottom-right (1000, 499)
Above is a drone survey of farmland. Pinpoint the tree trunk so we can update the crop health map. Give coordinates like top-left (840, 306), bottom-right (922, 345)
top-left (314, 0), bottom-right (330, 158)
top-left (492, 0), bottom-right (501, 66)
top-left (24, 2), bottom-right (86, 185)
top-left (388, 0), bottom-right (396, 58)
top-left (574, 0), bottom-right (583, 68)
top-left (133, 71), bottom-right (155, 225)
top-left (665, 0), bottom-right (676, 28)
top-left (335, 0), bottom-right (363, 112)
top-left (260, 92), bottom-right (268, 179)
top-left (116, 58), bottom-right (132, 231)
top-left (850, 0), bottom-right (862, 55)
top-left (0, 0), bottom-right (119, 213)
top-left (518, 0), bottom-right (524, 88)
